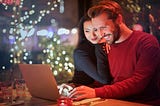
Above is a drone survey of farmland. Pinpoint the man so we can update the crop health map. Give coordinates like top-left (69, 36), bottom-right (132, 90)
top-left (69, 0), bottom-right (160, 104)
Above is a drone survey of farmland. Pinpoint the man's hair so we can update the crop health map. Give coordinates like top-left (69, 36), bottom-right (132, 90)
top-left (88, 0), bottom-right (123, 21)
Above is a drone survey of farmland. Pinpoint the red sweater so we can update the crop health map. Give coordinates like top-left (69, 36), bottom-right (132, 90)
top-left (95, 31), bottom-right (160, 100)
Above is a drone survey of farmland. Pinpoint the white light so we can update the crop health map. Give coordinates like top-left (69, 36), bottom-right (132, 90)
top-left (11, 48), bottom-right (14, 52)
top-left (15, 46), bottom-right (18, 50)
top-left (27, 28), bottom-right (35, 37)
top-left (11, 15), bottom-right (15, 18)
top-left (46, 49), bottom-right (49, 53)
top-left (57, 28), bottom-right (70, 35)
top-left (48, 31), bottom-right (53, 38)
top-left (55, 61), bottom-right (58, 64)
top-left (47, 59), bottom-right (50, 63)
top-left (2, 66), bottom-right (5, 70)
top-left (25, 52), bottom-right (29, 56)
top-left (9, 35), bottom-right (14, 40)
top-left (53, 70), bottom-right (58, 76)
top-left (43, 49), bottom-right (46, 53)
top-left (57, 40), bottom-right (60, 44)
top-left (32, 5), bottom-right (35, 8)
top-left (68, 63), bottom-right (74, 67)
top-left (2, 29), bottom-right (7, 33)
top-left (54, 4), bottom-right (58, 7)
top-left (51, 7), bottom-right (54, 11)
top-left (57, 57), bottom-right (60, 60)
top-left (29, 20), bottom-right (33, 24)
top-left (20, 29), bottom-right (27, 39)
top-left (59, 63), bottom-right (62, 67)
top-left (29, 61), bottom-right (32, 64)
top-left (37, 29), bottom-right (48, 36)
top-left (65, 57), bottom-right (69, 61)
top-left (62, 51), bottom-right (66, 54)
top-left (23, 56), bottom-right (27, 60)
top-left (68, 69), bottom-right (72, 73)
top-left (65, 66), bottom-right (68, 70)
top-left (59, 68), bottom-right (62, 72)
top-left (25, 12), bottom-right (28, 15)
top-left (71, 28), bottom-right (78, 34)
top-left (10, 54), bottom-right (13, 57)
top-left (10, 60), bottom-right (13, 63)
top-left (53, 38), bottom-right (57, 42)
top-left (64, 63), bottom-right (68, 66)
top-left (23, 49), bottom-right (27, 52)
top-left (47, 2), bottom-right (51, 5)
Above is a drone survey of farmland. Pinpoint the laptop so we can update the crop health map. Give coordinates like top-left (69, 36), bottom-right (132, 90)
top-left (18, 64), bottom-right (60, 101)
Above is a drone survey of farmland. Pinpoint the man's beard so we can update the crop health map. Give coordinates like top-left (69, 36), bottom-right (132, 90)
top-left (112, 23), bottom-right (120, 44)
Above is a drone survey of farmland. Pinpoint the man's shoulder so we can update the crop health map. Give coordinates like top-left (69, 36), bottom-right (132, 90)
top-left (132, 31), bottom-right (159, 44)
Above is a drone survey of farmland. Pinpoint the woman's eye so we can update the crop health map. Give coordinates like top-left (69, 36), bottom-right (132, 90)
top-left (85, 30), bottom-right (89, 33)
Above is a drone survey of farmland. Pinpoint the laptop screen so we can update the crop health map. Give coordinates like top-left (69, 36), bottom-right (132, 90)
top-left (18, 64), bottom-right (60, 101)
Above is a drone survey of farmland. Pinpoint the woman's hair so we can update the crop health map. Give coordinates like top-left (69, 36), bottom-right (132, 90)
top-left (76, 15), bottom-right (92, 47)
top-left (88, 0), bottom-right (123, 22)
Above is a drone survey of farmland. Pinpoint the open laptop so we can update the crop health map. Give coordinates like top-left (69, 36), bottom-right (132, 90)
top-left (18, 64), bottom-right (60, 101)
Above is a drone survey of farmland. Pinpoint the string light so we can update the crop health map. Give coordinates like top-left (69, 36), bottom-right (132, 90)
top-left (1, 0), bottom-right (75, 83)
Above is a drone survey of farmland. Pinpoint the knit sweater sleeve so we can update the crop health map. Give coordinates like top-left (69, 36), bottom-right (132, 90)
top-left (95, 33), bottom-right (160, 99)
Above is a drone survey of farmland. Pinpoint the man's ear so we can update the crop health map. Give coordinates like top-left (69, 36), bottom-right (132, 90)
top-left (116, 14), bottom-right (123, 25)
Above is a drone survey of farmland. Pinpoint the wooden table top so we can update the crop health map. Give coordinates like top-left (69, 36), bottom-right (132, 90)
top-left (0, 90), bottom-right (151, 106)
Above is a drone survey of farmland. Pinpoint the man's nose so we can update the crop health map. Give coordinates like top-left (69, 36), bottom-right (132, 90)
top-left (94, 30), bottom-right (102, 37)
top-left (100, 29), bottom-right (105, 37)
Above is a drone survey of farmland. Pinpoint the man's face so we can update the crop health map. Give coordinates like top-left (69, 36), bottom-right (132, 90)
top-left (92, 12), bottom-right (120, 44)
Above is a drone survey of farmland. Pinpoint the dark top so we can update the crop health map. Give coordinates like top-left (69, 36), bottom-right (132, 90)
top-left (70, 40), bottom-right (112, 86)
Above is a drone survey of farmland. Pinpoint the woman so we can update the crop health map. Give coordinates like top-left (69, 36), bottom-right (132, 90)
top-left (69, 15), bottom-right (112, 86)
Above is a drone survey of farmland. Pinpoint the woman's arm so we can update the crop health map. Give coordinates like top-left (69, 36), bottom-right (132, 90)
top-left (74, 42), bottom-right (111, 84)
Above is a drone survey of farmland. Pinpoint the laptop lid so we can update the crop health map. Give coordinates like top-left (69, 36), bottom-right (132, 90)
top-left (18, 64), bottom-right (60, 101)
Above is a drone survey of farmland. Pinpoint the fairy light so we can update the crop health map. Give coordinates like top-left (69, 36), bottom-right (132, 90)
top-left (1, 0), bottom-right (75, 83)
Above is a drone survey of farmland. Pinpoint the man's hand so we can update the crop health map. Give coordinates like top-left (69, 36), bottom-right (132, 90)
top-left (68, 86), bottom-right (96, 100)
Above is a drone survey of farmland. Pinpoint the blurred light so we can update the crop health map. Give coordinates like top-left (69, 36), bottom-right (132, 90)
top-left (27, 28), bottom-right (35, 37)
top-left (53, 70), bottom-right (58, 76)
top-left (2, 29), bottom-right (7, 33)
top-left (2, 66), bottom-right (5, 70)
top-left (47, 59), bottom-right (51, 63)
top-left (71, 28), bottom-right (77, 34)
top-left (37, 29), bottom-right (48, 36)
top-left (47, 31), bottom-right (53, 38)
top-left (57, 28), bottom-right (70, 35)
top-left (65, 57), bottom-right (69, 61)
top-left (62, 51), bottom-right (66, 54)
top-left (29, 61), bottom-right (32, 64)
top-left (23, 56), bottom-right (27, 60)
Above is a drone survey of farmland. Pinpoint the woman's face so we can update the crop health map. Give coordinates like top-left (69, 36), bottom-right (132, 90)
top-left (83, 20), bottom-right (101, 44)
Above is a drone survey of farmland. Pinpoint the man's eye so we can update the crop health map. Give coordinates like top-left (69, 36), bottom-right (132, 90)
top-left (100, 27), bottom-right (107, 30)
top-left (93, 29), bottom-right (97, 32)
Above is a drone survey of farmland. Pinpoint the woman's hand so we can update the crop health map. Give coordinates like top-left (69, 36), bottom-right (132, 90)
top-left (68, 85), bottom-right (96, 100)
top-left (103, 43), bottom-right (111, 54)
top-left (98, 37), bottom-right (111, 54)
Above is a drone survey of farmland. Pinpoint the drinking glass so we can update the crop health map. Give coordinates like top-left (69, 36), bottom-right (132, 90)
top-left (0, 81), bottom-right (13, 104)
top-left (14, 79), bottom-right (26, 98)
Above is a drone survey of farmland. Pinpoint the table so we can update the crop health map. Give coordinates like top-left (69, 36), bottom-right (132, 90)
top-left (0, 90), bottom-right (151, 106)
top-left (0, 97), bottom-right (152, 106)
